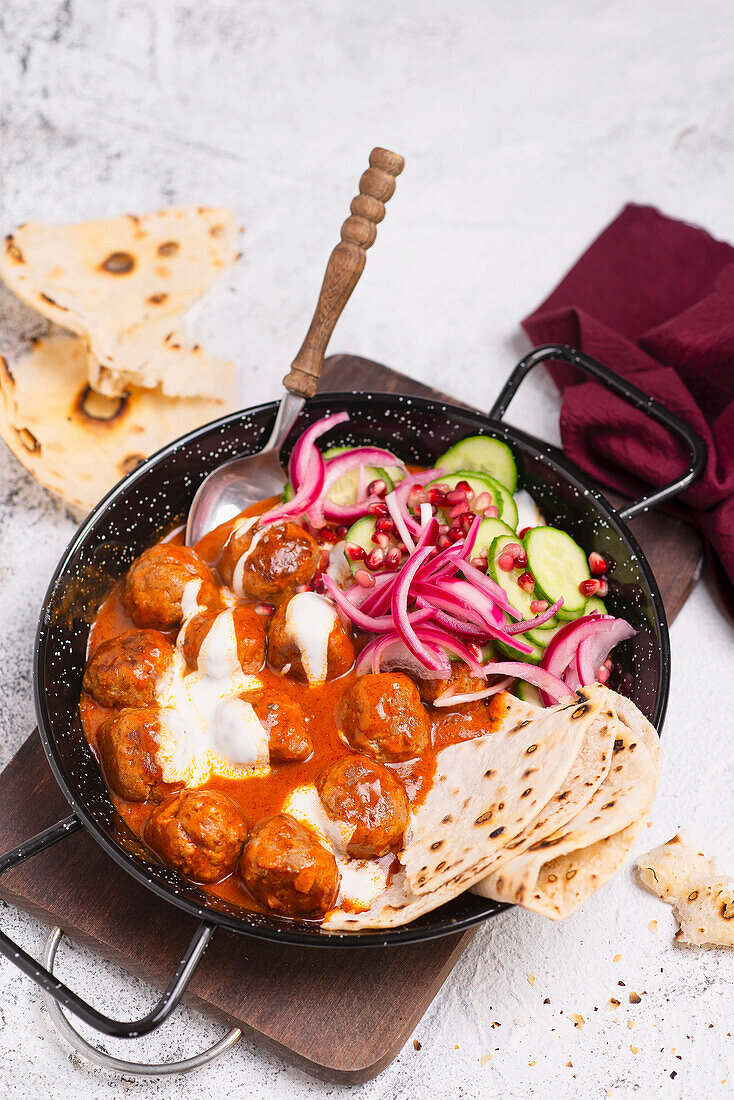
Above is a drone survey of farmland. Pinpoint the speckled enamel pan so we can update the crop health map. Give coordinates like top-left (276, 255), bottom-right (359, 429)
top-left (0, 345), bottom-right (704, 1040)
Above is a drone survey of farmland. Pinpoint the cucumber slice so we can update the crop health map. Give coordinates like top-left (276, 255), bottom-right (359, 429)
top-left (437, 436), bottom-right (518, 493)
top-left (516, 681), bottom-right (543, 706)
top-left (524, 526), bottom-right (590, 620)
top-left (487, 534), bottom-right (536, 621)
top-left (427, 471), bottom-right (518, 528)
top-left (344, 516), bottom-right (378, 573)
top-left (471, 517), bottom-right (516, 560)
top-left (585, 595), bottom-right (608, 616)
top-left (496, 636), bottom-right (543, 665)
top-left (527, 621), bottom-right (566, 647)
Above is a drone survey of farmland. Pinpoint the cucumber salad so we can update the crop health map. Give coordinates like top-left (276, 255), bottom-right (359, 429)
top-left (261, 413), bottom-right (634, 707)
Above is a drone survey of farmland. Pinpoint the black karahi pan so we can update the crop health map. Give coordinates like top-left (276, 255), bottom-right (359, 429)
top-left (0, 345), bottom-right (704, 1043)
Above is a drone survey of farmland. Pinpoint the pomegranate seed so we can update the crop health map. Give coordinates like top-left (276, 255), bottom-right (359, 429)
top-left (311, 572), bottom-right (326, 593)
top-left (448, 527), bottom-right (464, 543)
top-left (588, 551), bottom-right (607, 576)
top-left (366, 548), bottom-right (385, 570)
top-left (335, 525), bottom-right (348, 538)
top-left (372, 532), bottom-right (391, 549)
top-left (460, 512), bottom-right (474, 532)
top-left (470, 556), bottom-right (488, 570)
top-left (367, 501), bottom-right (389, 517)
top-left (320, 528), bottom-right (338, 544)
top-left (354, 568), bottom-right (375, 588)
top-left (597, 578), bottom-right (609, 598)
top-left (254, 602), bottom-right (275, 616)
top-left (530, 599), bottom-right (548, 614)
top-left (396, 541), bottom-right (408, 554)
top-left (449, 502), bottom-right (471, 519)
top-left (518, 526), bottom-right (531, 540)
top-left (604, 658), bottom-right (613, 670)
top-left (408, 487), bottom-right (424, 505)
top-left (427, 488), bottom-right (446, 506)
top-left (385, 547), bottom-right (402, 568)
top-left (446, 488), bottom-right (467, 504)
top-left (318, 549), bottom-right (330, 572)
top-left (456, 479), bottom-right (474, 495)
top-left (438, 523), bottom-right (449, 536)
top-left (579, 578), bottom-right (600, 597)
top-left (514, 550), bottom-right (528, 568)
top-left (345, 542), bottom-right (366, 561)
top-left (375, 517), bottom-right (396, 535)
top-left (484, 505), bottom-right (499, 518)
top-left (367, 478), bottom-right (388, 498)
top-left (467, 643), bottom-right (483, 661)
top-left (597, 666), bottom-right (610, 684)
top-left (474, 491), bottom-right (492, 511)
top-left (518, 572), bottom-right (535, 593)
top-left (505, 542), bottom-right (522, 559)
top-left (498, 552), bottom-right (515, 571)
top-left (437, 534), bottom-right (452, 551)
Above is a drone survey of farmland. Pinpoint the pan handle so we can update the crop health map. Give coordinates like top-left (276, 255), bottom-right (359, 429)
top-left (0, 815), bottom-right (214, 1038)
top-left (488, 344), bottom-right (707, 521)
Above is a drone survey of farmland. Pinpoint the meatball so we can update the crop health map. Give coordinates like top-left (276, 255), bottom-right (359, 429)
top-left (182, 606), bottom-right (266, 674)
top-left (247, 690), bottom-right (312, 763)
top-left (97, 707), bottom-right (174, 802)
top-left (145, 790), bottom-right (248, 883)
top-left (83, 629), bottom-right (174, 708)
top-left (268, 594), bottom-right (354, 684)
top-left (241, 813), bottom-right (339, 918)
top-left (124, 543), bottom-right (218, 631)
top-left (336, 672), bottom-right (431, 762)
top-left (219, 519), bottom-right (319, 603)
top-left (417, 662), bottom-right (486, 704)
top-left (317, 755), bottom-right (409, 858)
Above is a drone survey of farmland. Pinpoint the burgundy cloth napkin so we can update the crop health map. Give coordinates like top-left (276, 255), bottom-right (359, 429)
top-left (522, 203), bottom-right (734, 612)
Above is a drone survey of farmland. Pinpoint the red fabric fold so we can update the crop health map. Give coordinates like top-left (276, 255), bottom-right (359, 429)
top-left (522, 203), bottom-right (734, 612)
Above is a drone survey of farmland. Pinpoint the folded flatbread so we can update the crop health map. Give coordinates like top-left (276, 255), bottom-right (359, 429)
top-left (636, 834), bottom-right (734, 947)
top-left (0, 334), bottom-right (233, 517)
top-left (325, 686), bottom-right (661, 932)
top-left (0, 207), bottom-right (240, 398)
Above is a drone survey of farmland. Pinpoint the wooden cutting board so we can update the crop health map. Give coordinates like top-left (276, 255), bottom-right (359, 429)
top-left (0, 354), bottom-right (703, 1084)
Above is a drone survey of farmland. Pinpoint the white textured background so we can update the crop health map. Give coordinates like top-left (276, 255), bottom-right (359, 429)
top-left (1, 1), bottom-right (734, 1097)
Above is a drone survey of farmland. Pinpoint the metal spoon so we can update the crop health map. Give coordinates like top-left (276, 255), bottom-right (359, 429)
top-left (185, 147), bottom-right (405, 546)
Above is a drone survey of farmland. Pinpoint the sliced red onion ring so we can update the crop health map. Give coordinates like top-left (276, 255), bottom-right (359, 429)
top-left (540, 614), bottom-right (635, 705)
top-left (415, 626), bottom-right (488, 677)
top-left (261, 412), bottom-right (349, 526)
top-left (576, 619), bottom-right (636, 686)
top-left (391, 547), bottom-right (447, 671)
top-left (385, 488), bottom-right (417, 552)
top-left (356, 632), bottom-right (451, 678)
top-left (309, 446), bottom-right (406, 527)
top-left (505, 597), bottom-right (564, 634)
top-left (454, 561), bottom-right (523, 620)
top-left (481, 662), bottom-right (574, 704)
top-left (322, 574), bottom-right (433, 633)
top-left (432, 676), bottom-right (513, 708)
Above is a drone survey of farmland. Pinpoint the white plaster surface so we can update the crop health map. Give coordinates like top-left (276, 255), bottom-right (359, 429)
top-left (1, 1), bottom-right (733, 1096)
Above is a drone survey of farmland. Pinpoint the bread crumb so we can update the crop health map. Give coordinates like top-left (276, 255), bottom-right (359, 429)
top-left (514, 1017), bottom-right (522, 1025)
top-left (454, 1044), bottom-right (459, 1050)
top-left (606, 998), bottom-right (621, 1010)
top-left (613, 953), bottom-right (622, 962)
top-left (413, 1039), bottom-right (421, 1051)
top-left (627, 1020), bottom-right (634, 1030)
top-left (629, 991), bottom-right (641, 1004)
top-left (527, 973), bottom-right (536, 987)
top-left (569, 1013), bottom-right (585, 1029)
top-left (529, 1060), bottom-right (537, 1066)
top-left (606, 1090), bottom-right (615, 1098)
top-left (630, 1045), bottom-right (639, 1054)
top-left (481, 1054), bottom-right (492, 1067)
top-left (566, 1060), bottom-right (573, 1068)
top-left (649, 919), bottom-right (658, 932)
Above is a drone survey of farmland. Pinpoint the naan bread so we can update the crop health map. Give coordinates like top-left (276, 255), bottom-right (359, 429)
top-left (0, 334), bottom-right (233, 517)
top-left (473, 688), bottom-right (660, 918)
top-left (636, 835), bottom-right (734, 947)
top-left (326, 688), bottom-right (616, 930)
top-left (0, 207), bottom-right (240, 398)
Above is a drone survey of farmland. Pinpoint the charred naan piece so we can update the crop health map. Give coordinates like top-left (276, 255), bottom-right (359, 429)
top-left (636, 834), bottom-right (734, 947)
top-left (0, 335), bottom-right (233, 517)
top-left (473, 688), bottom-right (660, 919)
top-left (0, 207), bottom-right (240, 399)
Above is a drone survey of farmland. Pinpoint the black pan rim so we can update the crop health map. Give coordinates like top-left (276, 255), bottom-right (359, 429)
top-left (33, 389), bottom-right (670, 949)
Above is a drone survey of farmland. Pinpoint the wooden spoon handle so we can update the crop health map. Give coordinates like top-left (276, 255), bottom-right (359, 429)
top-left (283, 147), bottom-right (404, 398)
